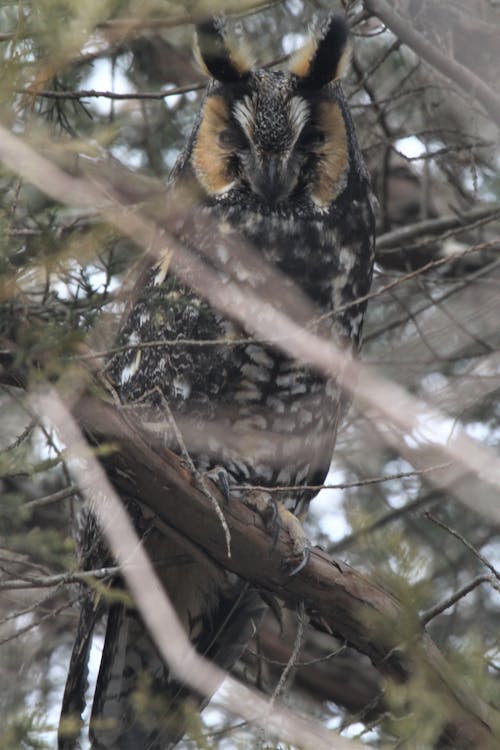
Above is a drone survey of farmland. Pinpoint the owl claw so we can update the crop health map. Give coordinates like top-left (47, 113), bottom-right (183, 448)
top-left (268, 498), bottom-right (280, 548)
top-left (204, 466), bottom-right (231, 503)
top-left (269, 501), bottom-right (311, 576)
top-left (217, 469), bottom-right (231, 504)
top-left (243, 491), bottom-right (311, 576)
top-left (282, 543), bottom-right (311, 577)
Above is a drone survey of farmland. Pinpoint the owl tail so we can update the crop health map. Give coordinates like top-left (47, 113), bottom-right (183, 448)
top-left (90, 601), bottom-right (176, 750)
top-left (58, 590), bottom-right (101, 750)
top-left (59, 517), bottom-right (265, 750)
top-left (88, 583), bottom-right (265, 750)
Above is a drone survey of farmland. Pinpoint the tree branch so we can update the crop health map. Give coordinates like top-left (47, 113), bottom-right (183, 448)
top-left (246, 614), bottom-right (384, 718)
top-left (38, 389), bottom-right (363, 750)
top-left (421, 575), bottom-right (497, 626)
top-left (376, 204), bottom-right (500, 252)
top-left (20, 83), bottom-right (205, 101)
top-left (363, 0), bottom-right (500, 128)
top-left (71, 392), bottom-right (500, 749)
top-left (0, 566), bottom-right (120, 591)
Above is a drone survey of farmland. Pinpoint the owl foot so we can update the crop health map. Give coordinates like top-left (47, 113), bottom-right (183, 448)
top-left (244, 491), bottom-right (311, 577)
top-left (203, 466), bottom-right (231, 503)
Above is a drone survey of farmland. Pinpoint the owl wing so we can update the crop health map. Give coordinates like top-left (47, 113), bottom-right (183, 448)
top-left (59, 14), bottom-right (374, 750)
top-left (88, 511), bottom-right (265, 750)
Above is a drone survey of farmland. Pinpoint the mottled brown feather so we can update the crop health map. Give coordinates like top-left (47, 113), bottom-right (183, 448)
top-left (311, 102), bottom-right (349, 206)
top-left (192, 96), bottom-right (234, 195)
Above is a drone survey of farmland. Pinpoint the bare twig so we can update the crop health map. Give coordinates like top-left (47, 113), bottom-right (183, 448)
top-left (376, 204), bottom-right (500, 252)
top-left (318, 240), bottom-right (500, 332)
top-left (331, 490), bottom-right (442, 554)
top-left (235, 462), bottom-right (452, 494)
top-left (363, 0), bottom-right (500, 127)
top-left (270, 602), bottom-right (307, 706)
top-left (421, 575), bottom-right (498, 625)
top-left (1, 417), bottom-right (37, 453)
top-left (0, 594), bottom-right (79, 647)
top-left (0, 565), bottom-right (120, 590)
top-left (425, 513), bottom-right (500, 582)
top-left (259, 602), bottom-right (307, 748)
top-left (24, 484), bottom-right (79, 510)
top-left (22, 83), bottom-right (205, 101)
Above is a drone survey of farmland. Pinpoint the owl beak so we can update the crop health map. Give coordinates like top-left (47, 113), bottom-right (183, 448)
top-left (252, 155), bottom-right (291, 205)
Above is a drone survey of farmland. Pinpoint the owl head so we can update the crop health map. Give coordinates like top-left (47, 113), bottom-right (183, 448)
top-left (190, 15), bottom-right (353, 212)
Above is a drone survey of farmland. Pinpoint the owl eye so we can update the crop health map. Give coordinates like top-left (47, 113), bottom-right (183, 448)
top-left (298, 126), bottom-right (325, 151)
top-left (218, 128), bottom-right (249, 150)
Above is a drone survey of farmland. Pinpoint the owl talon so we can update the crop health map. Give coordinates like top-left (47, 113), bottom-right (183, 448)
top-left (282, 543), bottom-right (311, 577)
top-left (243, 491), bottom-right (310, 574)
top-left (243, 491), bottom-right (278, 535)
top-left (204, 466), bottom-right (231, 503)
top-left (273, 502), bottom-right (311, 576)
top-left (269, 498), bottom-right (280, 549)
top-left (217, 470), bottom-right (231, 504)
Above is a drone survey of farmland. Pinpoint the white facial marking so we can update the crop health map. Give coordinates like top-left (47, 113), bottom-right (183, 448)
top-left (233, 96), bottom-right (254, 140)
top-left (288, 96), bottom-right (310, 145)
top-left (214, 180), bottom-right (236, 196)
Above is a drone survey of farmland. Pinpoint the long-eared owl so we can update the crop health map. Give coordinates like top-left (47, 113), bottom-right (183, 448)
top-left (60, 13), bottom-right (375, 750)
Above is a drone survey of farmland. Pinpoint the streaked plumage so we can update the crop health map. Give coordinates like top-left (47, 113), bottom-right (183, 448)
top-left (60, 13), bottom-right (375, 750)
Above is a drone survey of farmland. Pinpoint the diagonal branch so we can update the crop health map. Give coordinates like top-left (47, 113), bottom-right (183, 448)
top-left (363, 0), bottom-right (500, 128)
top-left (1, 123), bottom-right (499, 749)
top-left (1, 127), bottom-right (500, 524)
top-left (69, 391), bottom-right (500, 750)
top-left (36, 389), bottom-right (365, 750)
top-left (376, 204), bottom-right (500, 252)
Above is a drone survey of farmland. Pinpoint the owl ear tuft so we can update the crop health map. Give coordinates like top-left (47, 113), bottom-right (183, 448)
top-left (195, 16), bottom-right (252, 84)
top-left (291, 15), bottom-right (351, 88)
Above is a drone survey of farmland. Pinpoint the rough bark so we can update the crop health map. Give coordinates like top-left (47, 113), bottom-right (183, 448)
top-left (72, 393), bottom-right (500, 750)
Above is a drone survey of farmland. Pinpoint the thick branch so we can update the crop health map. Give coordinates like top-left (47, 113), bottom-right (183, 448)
top-left (42, 390), bottom-right (363, 750)
top-left (2, 127), bottom-right (500, 530)
top-left (246, 613), bottom-right (384, 718)
top-left (376, 204), bottom-right (500, 252)
top-left (74, 394), bottom-right (499, 750)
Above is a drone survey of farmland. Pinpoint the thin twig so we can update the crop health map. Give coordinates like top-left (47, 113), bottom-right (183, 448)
top-left (24, 484), bottom-right (79, 510)
top-left (425, 513), bottom-right (500, 582)
top-left (258, 603), bottom-right (308, 748)
top-left (234, 462), bottom-right (452, 494)
top-left (1, 417), bottom-right (37, 453)
top-left (0, 565), bottom-right (120, 590)
top-left (247, 642), bottom-right (347, 668)
top-left (269, 602), bottom-right (307, 706)
top-left (376, 204), bottom-right (500, 252)
top-left (364, 0), bottom-right (500, 126)
top-left (331, 491), bottom-right (442, 554)
top-left (317, 240), bottom-right (500, 324)
top-left (421, 574), bottom-right (498, 625)
top-left (0, 587), bottom-right (67, 627)
top-left (0, 594), bottom-right (79, 646)
top-left (23, 83), bottom-right (205, 101)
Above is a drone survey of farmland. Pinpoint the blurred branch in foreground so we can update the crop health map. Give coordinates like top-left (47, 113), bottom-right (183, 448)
top-left (37, 387), bottom-right (500, 749)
